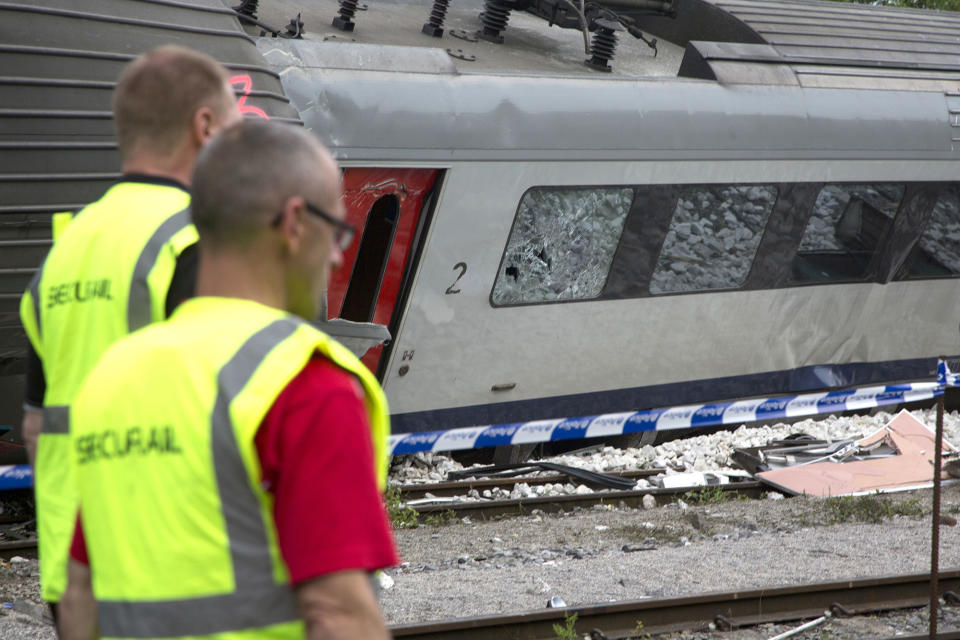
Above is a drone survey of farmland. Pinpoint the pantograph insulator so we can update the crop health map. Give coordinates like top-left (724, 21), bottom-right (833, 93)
top-left (333, 0), bottom-right (359, 31)
top-left (585, 20), bottom-right (619, 72)
top-left (478, 0), bottom-right (511, 44)
top-left (422, 0), bottom-right (451, 37)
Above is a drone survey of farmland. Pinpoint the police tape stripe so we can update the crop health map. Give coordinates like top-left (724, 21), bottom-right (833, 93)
top-left (0, 465), bottom-right (32, 491)
top-left (2, 376), bottom-right (956, 488)
top-left (387, 382), bottom-right (945, 456)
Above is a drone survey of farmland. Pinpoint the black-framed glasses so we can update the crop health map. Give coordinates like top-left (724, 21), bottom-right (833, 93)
top-left (271, 200), bottom-right (356, 251)
top-left (305, 201), bottom-right (355, 251)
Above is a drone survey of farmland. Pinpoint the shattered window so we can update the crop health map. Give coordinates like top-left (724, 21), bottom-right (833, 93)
top-left (649, 185), bottom-right (777, 294)
top-left (491, 187), bottom-right (633, 305)
top-left (791, 184), bottom-right (904, 283)
top-left (905, 186), bottom-right (960, 277)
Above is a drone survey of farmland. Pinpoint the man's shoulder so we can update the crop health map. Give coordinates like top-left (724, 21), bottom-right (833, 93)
top-left (286, 356), bottom-right (365, 402)
top-left (92, 320), bottom-right (182, 367)
top-left (78, 180), bottom-right (190, 220)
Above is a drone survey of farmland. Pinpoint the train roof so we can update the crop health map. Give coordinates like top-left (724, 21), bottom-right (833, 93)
top-left (249, 0), bottom-right (960, 87)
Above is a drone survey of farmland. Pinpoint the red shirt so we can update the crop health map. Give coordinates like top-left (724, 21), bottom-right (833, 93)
top-left (71, 356), bottom-right (399, 584)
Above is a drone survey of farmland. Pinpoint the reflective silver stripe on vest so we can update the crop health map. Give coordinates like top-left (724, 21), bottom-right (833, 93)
top-left (127, 208), bottom-right (191, 332)
top-left (42, 405), bottom-right (69, 435)
top-left (26, 266), bottom-right (43, 340)
top-left (98, 319), bottom-right (302, 638)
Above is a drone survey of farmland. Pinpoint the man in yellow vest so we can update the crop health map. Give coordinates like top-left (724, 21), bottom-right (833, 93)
top-left (19, 46), bottom-right (241, 620)
top-left (60, 120), bottom-right (398, 639)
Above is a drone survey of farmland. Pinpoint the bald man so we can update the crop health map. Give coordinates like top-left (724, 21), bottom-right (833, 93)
top-left (60, 120), bottom-right (397, 640)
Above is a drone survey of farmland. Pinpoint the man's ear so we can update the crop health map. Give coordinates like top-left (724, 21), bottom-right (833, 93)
top-left (191, 106), bottom-right (217, 148)
top-left (277, 196), bottom-right (306, 255)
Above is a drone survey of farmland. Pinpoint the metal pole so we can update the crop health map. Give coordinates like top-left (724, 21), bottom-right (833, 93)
top-left (930, 377), bottom-right (945, 640)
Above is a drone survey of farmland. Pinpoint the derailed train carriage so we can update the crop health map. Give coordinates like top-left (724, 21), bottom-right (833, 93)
top-left (2, 0), bottom-right (960, 452)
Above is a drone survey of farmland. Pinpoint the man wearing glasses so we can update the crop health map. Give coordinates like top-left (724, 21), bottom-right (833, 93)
top-left (59, 120), bottom-right (398, 640)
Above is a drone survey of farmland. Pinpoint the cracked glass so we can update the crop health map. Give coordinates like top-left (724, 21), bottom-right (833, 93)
top-left (492, 187), bottom-right (633, 305)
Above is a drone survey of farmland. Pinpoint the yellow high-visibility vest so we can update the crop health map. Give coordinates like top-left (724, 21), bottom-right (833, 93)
top-left (71, 297), bottom-right (390, 639)
top-left (20, 180), bottom-right (196, 602)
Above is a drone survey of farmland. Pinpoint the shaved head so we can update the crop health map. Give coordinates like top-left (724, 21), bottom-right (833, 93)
top-left (191, 120), bottom-right (337, 247)
top-left (191, 120), bottom-right (345, 320)
top-left (113, 45), bottom-right (234, 161)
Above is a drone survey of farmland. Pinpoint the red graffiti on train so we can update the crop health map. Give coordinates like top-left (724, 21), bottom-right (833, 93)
top-left (230, 74), bottom-right (270, 120)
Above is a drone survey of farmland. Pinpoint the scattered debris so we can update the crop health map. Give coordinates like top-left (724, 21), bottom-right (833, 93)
top-left (446, 461), bottom-right (637, 490)
top-left (378, 571), bottom-right (395, 590)
top-left (751, 411), bottom-right (958, 497)
top-left (655, 471), bottom-right (717, 488)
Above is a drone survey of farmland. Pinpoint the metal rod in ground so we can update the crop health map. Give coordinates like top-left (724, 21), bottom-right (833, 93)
top-left (931, 380), bottom-right (945, 640)
top-left (766, 613), bottom-right (830, 640)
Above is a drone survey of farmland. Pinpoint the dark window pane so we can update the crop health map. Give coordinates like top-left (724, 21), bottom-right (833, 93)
top-left (791, 184), bottom-right (904, 283)
top-left (905, 186), bottom-right (960, 277)
top-left (650, 185), bottom-right (776, 294)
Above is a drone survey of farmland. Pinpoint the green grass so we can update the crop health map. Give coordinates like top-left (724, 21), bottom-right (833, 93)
top-left (384, 483), bottom-right (419, 529)
top-left (631, 619), bottom-right (652, 639)
top-left (823, 494), bottom-right (924, 525)
top-left (423, 509), bottom-right (458, 527)
top-left (553, 612), bottom-right (578, 640)
top-left (682, 485), bottom-right (745, 505)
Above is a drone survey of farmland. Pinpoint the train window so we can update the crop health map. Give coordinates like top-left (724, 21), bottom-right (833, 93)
top-left (491, 187), bottom-right (633, 305)
top-left (649, 185), bottom-right (777, 294)
top-left (903, 186), bottom-right (960, 277)
top-left (791, 184), bottom-right (904, 284)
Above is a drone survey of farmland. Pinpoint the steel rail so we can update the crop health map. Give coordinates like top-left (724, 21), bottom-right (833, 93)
top-left (0, 538), bottom-right (36, 551)
top-left (398, 468), bottom-right (669, 500)
top-left (410, 481), bottom-right (764, 521)
top-left (877, 633), bottom-right (960, 640)
top-left (391, 571), bottom-right (960, 639)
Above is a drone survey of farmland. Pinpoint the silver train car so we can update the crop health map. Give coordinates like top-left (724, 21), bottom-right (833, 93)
top-left (3, 0), bottom-right (960, 443)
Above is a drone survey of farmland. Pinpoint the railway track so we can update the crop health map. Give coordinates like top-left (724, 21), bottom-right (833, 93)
top-left (399, 469), bottom-right (765, 522)
top-left (0, 489), bottom-right (36, 552)
top-left (390, 571), bottom-right (960, 639)
top-left (399, 469), bottom-right (668, 501)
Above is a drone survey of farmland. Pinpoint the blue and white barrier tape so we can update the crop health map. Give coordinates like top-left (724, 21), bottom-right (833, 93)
top-left (0, 465), bottom-right (32, 491)
top-left (939, 359), bottom-right (960, 388)
top-left (388, 381), bottom-right (944, 456)
top-left (4, 362), bottom-right (960, 486)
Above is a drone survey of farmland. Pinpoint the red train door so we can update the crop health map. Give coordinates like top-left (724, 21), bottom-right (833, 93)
top-left (327, 168), bottom-right (440, 374)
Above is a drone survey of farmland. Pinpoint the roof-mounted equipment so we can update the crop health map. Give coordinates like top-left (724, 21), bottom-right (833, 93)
top-left (231, 2), bottom-right (306, 38)
top-left (584, 17), bottom-right (621, 72)
top-left (473, 0), bottom-right (672, 70)
top-left (422, 0), bottom-right (452, 37)
top-left (333, 0), bottom-right (360, 31)
top-left (478, 0), bottom-right (518, 43)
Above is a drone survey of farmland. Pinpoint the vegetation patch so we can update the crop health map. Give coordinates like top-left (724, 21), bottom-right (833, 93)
top-left (423, 509), bottom-right (459, 528)
top-left (682, 485), bottom-right (745, 505)
top-left (823, 494), bottom-right (924, 525)
top-left (552, 612), bottom-right (578, 640)
top-left (384, 484), bottom-right (419, 529)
